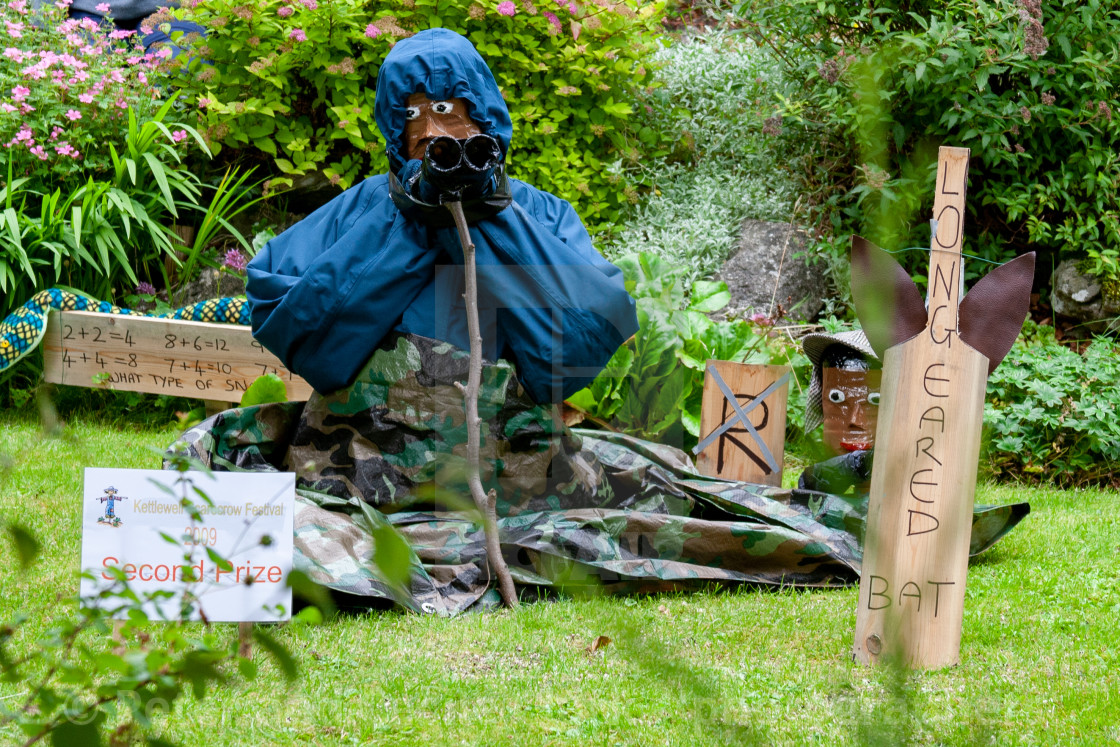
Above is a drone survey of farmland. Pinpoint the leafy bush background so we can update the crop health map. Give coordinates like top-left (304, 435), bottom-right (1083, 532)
top-left (0, 1), bottom-right (214, 314)
top-left (169, 0), bottom-right (667, 231)
top-left (983, 323), bottom-right (1120, 486)
top-left (738, 0), bottom-right (1120, 294)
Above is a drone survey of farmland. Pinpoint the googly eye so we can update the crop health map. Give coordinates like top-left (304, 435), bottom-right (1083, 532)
top-left (432, 100), bottom-right (454, 114)
top-left (868, 392), bottom-right (881, 406)
top-left (828, 389), bottom-right (846, 404)
top-left (405, 106), bottom-right (421, 120)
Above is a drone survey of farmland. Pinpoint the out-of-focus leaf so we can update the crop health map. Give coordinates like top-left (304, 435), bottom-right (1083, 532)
top-left (240, 373), bottom-right (287, 407)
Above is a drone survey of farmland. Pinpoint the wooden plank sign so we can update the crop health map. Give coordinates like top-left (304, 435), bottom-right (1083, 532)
top-left (851, 147), bottom-right (1016, 669)
top-left (43, 310), bottom-right (314, 403)
top-left (694, 361), bottom-right (790, 487)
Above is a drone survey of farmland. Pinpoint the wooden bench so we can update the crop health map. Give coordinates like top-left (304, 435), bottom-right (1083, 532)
top-left (42, 310), bottom-right (313, 411)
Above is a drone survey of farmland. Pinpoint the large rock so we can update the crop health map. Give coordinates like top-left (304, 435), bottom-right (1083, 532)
top-left (718, 219), bottom-right (830, 322)
top-left (1050, 259), bottom-right (1120, 332)
top-left (176, 266), bottom-right (246, 306)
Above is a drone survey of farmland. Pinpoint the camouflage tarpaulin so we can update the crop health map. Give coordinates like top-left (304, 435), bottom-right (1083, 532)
top-left (166, 334), bottom-right (1028, 615)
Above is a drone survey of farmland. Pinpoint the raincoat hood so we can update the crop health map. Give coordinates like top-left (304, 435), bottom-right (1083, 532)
top-left (374, 29), bottom-right (514, 172)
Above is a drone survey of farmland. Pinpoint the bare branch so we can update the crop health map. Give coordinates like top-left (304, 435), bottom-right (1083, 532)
top-left (446, 201), bottom-right (519, 608)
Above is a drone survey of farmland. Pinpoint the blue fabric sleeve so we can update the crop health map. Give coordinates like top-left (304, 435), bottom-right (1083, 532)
top-left (247, 177), bottom-right (439, 392)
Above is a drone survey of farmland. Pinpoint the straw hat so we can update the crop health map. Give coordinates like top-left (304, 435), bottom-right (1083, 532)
top-left (802, 328), bottom-right (877, 434)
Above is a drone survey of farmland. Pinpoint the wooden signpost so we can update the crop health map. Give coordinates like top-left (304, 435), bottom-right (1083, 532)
top-left (851, 147), bottom-right (1026, 669)
top-left (694, 361), bottom-right (790, 487)
top-left (42, 310), bottom-right (313, 403)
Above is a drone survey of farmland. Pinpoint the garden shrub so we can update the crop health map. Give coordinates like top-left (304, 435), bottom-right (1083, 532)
top-left (0, 0), bottom-right (215, 315)
top-left (164, 0), bottom-right (667, 232)
top-left (566, 251), bottom-right (808, 451)
top-left (737, 0), bottom-right (1120, 294)
top-left (983, 322), bottom-right (1120, 486)
top-left (602, 29), bottom-right (800, 284)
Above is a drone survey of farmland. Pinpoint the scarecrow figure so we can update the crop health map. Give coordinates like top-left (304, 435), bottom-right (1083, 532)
top-left (168, 31), bottom-right (1029, 615)
top-left (97, 485), bottom-right (127, 527)
top-left (246, 28), bottom-right (639, 405)
top-left (798, 330), bottom-right (880, 494)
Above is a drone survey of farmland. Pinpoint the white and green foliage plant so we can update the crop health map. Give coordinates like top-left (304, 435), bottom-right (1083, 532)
top-left (0, 449), bottom-right (310, 746)
top-left (603, 30), bottom-right (800, 284)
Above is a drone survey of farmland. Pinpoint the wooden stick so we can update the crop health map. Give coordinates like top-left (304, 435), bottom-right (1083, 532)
top-left (447, 201), bottom-right (519, 609)
top-left (238, 621), bottom-right (252, 658)
top-left (852, 147), bottom-right (986, 669)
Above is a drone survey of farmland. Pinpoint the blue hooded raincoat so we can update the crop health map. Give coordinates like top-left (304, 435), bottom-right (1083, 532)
top-left (246, 29), bottom-right (639, 403)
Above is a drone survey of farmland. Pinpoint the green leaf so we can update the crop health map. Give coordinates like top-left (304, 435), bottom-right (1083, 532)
top-left (205, 547), bottom-right (233, 572)
top-left (49, 713), bottom-right (105, 747)
top-left (6, 523), bottom-right (40, 569)
top-left (292, 606), bottom-right (324, 625)
top-left (286, 569), bottom-right (336, 618)
top-left (141, 152), bottom-right (178, 218)
top-left (252, 628), bottom-right (297, 681)
top-left (689, 280), bottom-right (731, 313)
top-left (240, 374), bottom-right (288, 407)
top-left (238, 657), bottom-right (259, 679)
top-left (372, 523), bottom-right (411, 588)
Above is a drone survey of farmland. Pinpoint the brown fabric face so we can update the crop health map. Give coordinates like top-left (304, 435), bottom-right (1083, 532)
top-left (403, 93), bottom-right (482, 161)
top-left (821, 368), bottom-right (881, 455)
top-left (959, 252), bottom-right (1036, 375)
top-left (850, 236), bottom-right (928, 359)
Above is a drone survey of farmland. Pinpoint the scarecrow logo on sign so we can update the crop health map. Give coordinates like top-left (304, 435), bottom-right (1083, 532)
top-left (96, 485), bottom-right (127, 528)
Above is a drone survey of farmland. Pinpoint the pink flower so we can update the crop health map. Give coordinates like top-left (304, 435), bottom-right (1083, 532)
top-left (7, 0), bottom-right (27, 13)
top-left (171, 129), bottom-right (187, 142)
top-left (298, 0), bottom-right (316, 8)
top-left (223, 248), bottom-right (247, 272)
top-left (277, 5), bottom-right (292, 16)
top-left (364, 23), bottom-right (380, 38)
top-left (497, 0), bottom-right (516, 15)
top-left (29, 144), bottom-right (47, 160)
top-left (126, 55), bottom-right (141, 64)
top-left (3, 47), bottom-right (24, 62)
top-left (65, 108), bottom-right (81, 120)
top-left (11, 85), bottom-right (29, 101)
top-left (288, 28), bottom-right (306, 41)
top-left (6, 21), bottom-right (24, 37)
top-left (136, 281), bottom-right (157, 295)
top-left (198, 97), bottom-right (211, 108)
top-left (55, 142), bottom-right (79, 157)
top-left (0, 103), bottom-right (14, 112)
top-left (543, 11), bottom-right (560, 31)
top-left (95, 2), bottom-right (109, 10)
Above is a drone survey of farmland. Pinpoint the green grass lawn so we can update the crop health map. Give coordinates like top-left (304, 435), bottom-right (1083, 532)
top-left (1, 412), bottom-right (1118, 746)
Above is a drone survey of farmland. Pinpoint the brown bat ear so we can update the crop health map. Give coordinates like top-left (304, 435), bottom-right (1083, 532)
top-left (850, 236), bottom-right (928, 359)
top-left (959, 252), bottom-right (1036, 375)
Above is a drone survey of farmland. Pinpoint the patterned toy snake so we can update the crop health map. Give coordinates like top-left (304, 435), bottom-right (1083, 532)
top-left (1, 289), bottom-right (250, 372)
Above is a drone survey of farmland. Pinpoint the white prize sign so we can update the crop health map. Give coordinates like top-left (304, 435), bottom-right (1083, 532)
top-left (80, 468), bottom-right (295, 622)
